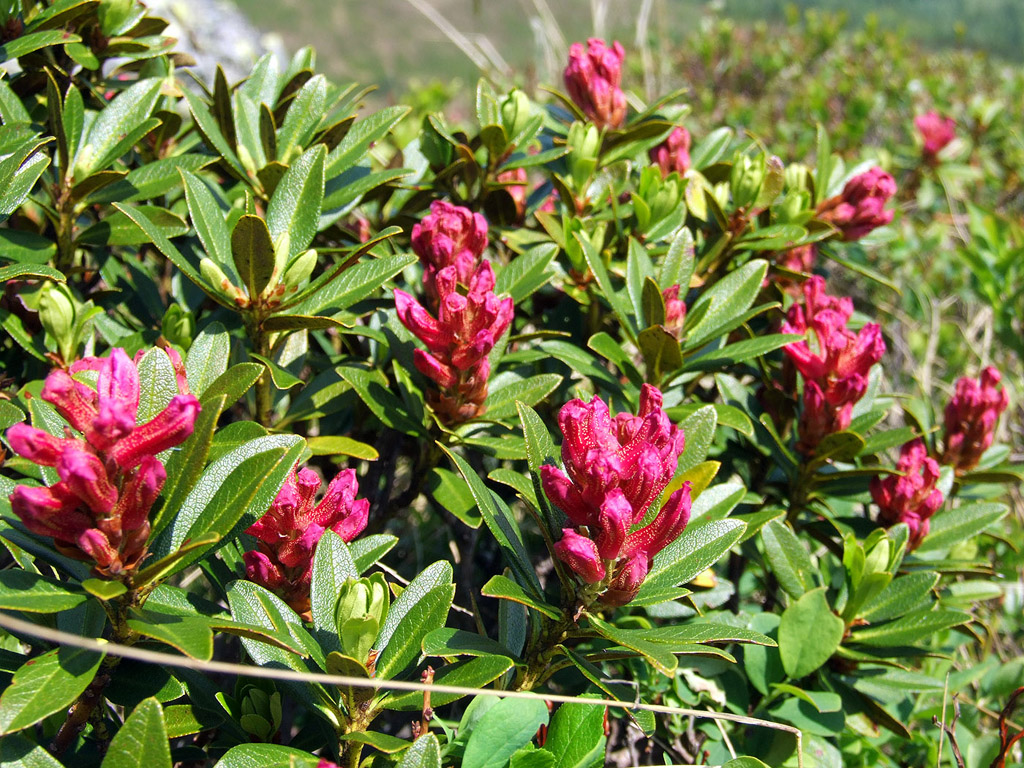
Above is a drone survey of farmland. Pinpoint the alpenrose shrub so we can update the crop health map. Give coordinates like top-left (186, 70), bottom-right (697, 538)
top-left (0, 9), bottom-right (1020, 768)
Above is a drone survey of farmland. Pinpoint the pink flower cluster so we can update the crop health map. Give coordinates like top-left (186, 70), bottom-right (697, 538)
top-left (245, 467), bottom-right (368, 617)
top-left (397, 202), bottom-right (513, 424)
top-left (6, 348), bottom-right (200, 577)
top-left (542, 385), bottom-right (691, 606)
top-left (649, 126), bottom-right (691, 178)
top-left (915, 111), bottom-right (956, 162)
top-left (871, 439), bottom-right (943, 549)
top-left (410, 201), bottom-right (489, 308)
top-left (941, 367), bottom-right (1009, 473)
top-left (816, 167), bottom-right (896, 241)
top-left (564, 38), bottom-right (627, 130)
top-left (782, 277), bottom-right (886, 454)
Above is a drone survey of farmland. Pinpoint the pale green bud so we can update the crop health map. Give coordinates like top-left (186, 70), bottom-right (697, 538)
top-left (281, 249), bottom-right (317, 291)
top-left (38, 284), bottom-right (75, 343)
top-left (161, 304), bottom-right (195, 348)
top-left (336, 575), bottom-right (389, 666)
top-left (568, 122), bottom-right (600, 192)
top-left (731, 153), bottom-right (766, 210)
top-left (501, 89), bottom-right (532, 139)
top-left (200, 258), bottom-right (245, 305)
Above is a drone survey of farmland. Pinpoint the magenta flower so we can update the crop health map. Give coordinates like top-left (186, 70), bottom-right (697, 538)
top-left (649, 126), bottom-right (691, 178)
top-left (871, 439), bottom-right (944, 549)
top-left (661, 285), bottom-right (687, 339)
top-left (542, 385), bottom-right (691, 606)
top-left (395, 261), bottom-right (514, 424)
top-left (915, 111), bottom-right (956, 161)
top-left (244, 467), bottom-right (369, 617)
top-left (411, 201), bottom-right (489, 306)
top-left (564, 38), bottom-right (627, 130)
top-left (6, 348), bottom-right (200, 576)
top-left (817, 167), bottom-right (896, 241)
top-left (782, 277), bottom-right (885, 454)
top-left (941, 367), bottom-right (1010, 474)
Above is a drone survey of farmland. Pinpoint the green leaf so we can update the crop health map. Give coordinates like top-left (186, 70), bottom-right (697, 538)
top-left (127, 610), bottom-right (214, 660)
top-left (859, 572), bottom-right (939, 623)
top-left (914, 502), bottom-right (1008, 553)
top-left (327, 106), bottom-right (410, 176)
top-left (155, 434), bottom-right (303, 573)
top-left (182, 88), bottom-right (246, 181)
top-left (633, 519), bottom-right (745, 604)
top-left (82, 579), bottom-right (128, 601)
top-left (426, 467), bottom-right (481, 528)
top-left (374, 583), bottom-right (454, 680)
top-left (0, 734), bottom-right (66, 766)
top-left (276, 75), bottom-right (328, 161)
top-left (0, 570), bottom-right (86, 613)
top-left (462, 697), bottom-right (550, 768)
top-left (684, 260), bottom-right (768, 348)
top-left (517, 402), bottom-right (564, 536)
top-left (113, 204), bottom-right (231, 308)
top-left (576, 232), bottom-right (637, 343)
top-left (0, 647), bottom-right (104, 735)
top-left (849, 608), bottom-right (971, 647)
top-left (385, 655), bottom-right (515, 710)
top-left (337, 731), bottom-right (411, 754)
top-left (306, 435), bottom-right (379, 460)
top-left (495, 243), bottom-right (557, 303)
top-left (267, 144), bottom-right (326, 258)
top-left (217, 744), bottom-right (323, 768)
top-left (637, 325), bottom-right (681, 381)
top-left (722, 759), bottom-right (771, 768)
top-left (310, 529), bottom-right (358, 653)
top-left (0, 263), bottom-right (64, 282)
top-left (85, 154), bottom-right (211, 204)
top-left (677, 405), bottom-right (716, 473)
top-left (200, 362), bottom-right (264, 408)
top-left (261, 314), bottom-right (347, 332)
top-left (80, 78), bottom-right (163, 173)
top-left (231, 215), bottom-right (276, 300)
top-left (136, 347), bottom-right (179, 423)
top-left (350, 534), bottom-right (398, 573)
top-left (545, 700), bottom-right (606, 768)
top-left (395, 734), bottom-right (441, 768)
top-left (285, 241), bottom-right (410, 315)
top-left (778, 587), bottom-right (843, 679)
top-left (181, 170), bottom-right (233, 271)
top-left (421, 627), bottom-right (516, 659)
top-left (484, 373), bottom-right (562, 420)
top-left (0, 29), bottom-right (83, 62)
top-left (185, 322), bottom-right (230, 397)
top-left (373, 560), bottom-right (454, 679)
top-left (100, 698), bottom-right (170, 768)
top-left (337, 365), bottom-right (427, 437)
top-left (250, 352), bottom-right (302, 389)
top-left (761, 520), bottom-right (816, 599)
top-left (481, 575), bottom-right (561, 620)
top-left (685, 333), bottom-right (803, 371)
top-left (443, 446), bottom-right (543, 598)
top-left (77, 205), bottom-right (188, 247)
top-left (0, 229), bottom-right (57, 264)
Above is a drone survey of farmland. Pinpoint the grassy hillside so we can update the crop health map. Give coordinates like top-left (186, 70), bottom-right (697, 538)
top-left (231, 0), bottom-right (1024, 94)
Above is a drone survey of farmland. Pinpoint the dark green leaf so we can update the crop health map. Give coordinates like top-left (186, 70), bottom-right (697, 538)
top-left (0, 647), bottom-right (104, 735)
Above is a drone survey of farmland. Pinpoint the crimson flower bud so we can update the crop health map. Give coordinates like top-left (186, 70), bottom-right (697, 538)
top-left (941, 367), bottom-right (1009, 473)
top-left (871, 439), bottom-right (944, 549)
top-left (915, 111), bottom-right (956, 161)
top-left (649, 127), bottom-right (691, 178)
top-left (564, 38), bottom-right (627, 130)
top-left (816, 167), bottom-right (896, 241)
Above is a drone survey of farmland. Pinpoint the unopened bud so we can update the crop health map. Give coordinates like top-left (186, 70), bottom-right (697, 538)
top-left (38, 284), bottom-right (76, 345)
top-left (501, 89), bottom-right (532, 140)
top-left (731, 153), bottom-right (765, 210)
top-left (161, 304), bottom-right (195, 348)
top-left (282, 249), bottom-right (317, 291)
top-left (568, 122), bottom-right (601, 192)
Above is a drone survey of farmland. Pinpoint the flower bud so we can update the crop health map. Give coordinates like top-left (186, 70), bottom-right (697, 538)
top-left (38, 284), bottom-right (76, 351)
top-left (282, 249), bottom-right (317, 291)
top-left (200, 258), bottom-right (244, 303)
top-left (730, 153), bottom-right (765, 210)
top-left (501, 89), bottom-right (532, 140)
top-left (568, 122), bottom-right (601, 192)
top-left (161, 304), bottom-right (195, 348)
top-left (336, 574), bottom-right (389, 666)
top-left (564, 38), bottom-right (627, 130)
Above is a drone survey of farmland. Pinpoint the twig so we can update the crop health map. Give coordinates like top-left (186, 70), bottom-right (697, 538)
top-left (0, 611), bottom-right (804, 768)
top-left (933, 696), bottom-right (965, 768)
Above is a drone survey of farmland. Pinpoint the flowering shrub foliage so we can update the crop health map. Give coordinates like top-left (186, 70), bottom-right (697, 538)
top-left (0, 5), bottom-right (1019, 768)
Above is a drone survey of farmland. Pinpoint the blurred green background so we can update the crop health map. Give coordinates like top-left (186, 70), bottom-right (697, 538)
top-left (231, 0), bottom-right (1024, 94)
